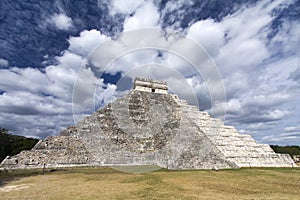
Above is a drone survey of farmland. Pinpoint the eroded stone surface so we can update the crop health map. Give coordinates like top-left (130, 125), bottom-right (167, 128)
top-left (1, 78), bottom-right (297, 169)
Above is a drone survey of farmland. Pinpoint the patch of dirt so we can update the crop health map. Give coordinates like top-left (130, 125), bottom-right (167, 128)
top-left (0, 184), bottom-right (30, 192)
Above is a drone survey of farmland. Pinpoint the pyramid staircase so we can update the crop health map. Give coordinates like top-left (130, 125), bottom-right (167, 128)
top-left (173, 95), bottom-right (296, 168)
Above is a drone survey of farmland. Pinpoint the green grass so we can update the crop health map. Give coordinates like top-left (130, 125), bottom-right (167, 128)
top-left (0, 166), bottom-right (300, 200)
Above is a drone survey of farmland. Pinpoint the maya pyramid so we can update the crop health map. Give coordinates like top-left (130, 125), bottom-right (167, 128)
top-left (1, 77), bottom-right (296, 170)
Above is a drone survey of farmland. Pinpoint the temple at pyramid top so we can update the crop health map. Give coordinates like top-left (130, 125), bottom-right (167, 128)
top-left (133, 77), bottom-right (168, 94)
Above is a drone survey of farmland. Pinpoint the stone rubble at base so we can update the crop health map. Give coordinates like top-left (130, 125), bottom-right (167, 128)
top-left (1, 77), bottom-right (297, 170)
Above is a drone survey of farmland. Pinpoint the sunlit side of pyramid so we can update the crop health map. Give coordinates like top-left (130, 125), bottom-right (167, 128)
top-left (1, 77), bottom-right (296, 169)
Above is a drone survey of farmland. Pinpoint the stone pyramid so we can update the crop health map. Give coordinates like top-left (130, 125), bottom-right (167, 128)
top-left (1, 77), bottom-right (296, 169)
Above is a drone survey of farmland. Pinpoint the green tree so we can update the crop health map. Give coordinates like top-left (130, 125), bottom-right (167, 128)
top-left (270, 145), bottom-right (300, 157)
top-left (0, 127), bottom-right (39, 162)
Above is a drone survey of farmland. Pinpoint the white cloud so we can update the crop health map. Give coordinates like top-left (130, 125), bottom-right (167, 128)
top-left (0, 58), bottom-right (8, 68)
top-left (261, 131), bottom-right (300, 145)
top-left (0, 112), bottom-right (73, 139)
top-left (55, 51), bottom-right (84, 70)
top-left (123, 2), bottom-right (160, 31)
top-left (214, 3), bottom-right (274, 72)
top-left (72, 66), bottom-right (101, 112)
top-left (247, 123), bottom-right (276, 131)
top-left (217, 38), bottom-right (269, 72)
top-left (163, 0), bottom-right (193, 12)
top-left (289, 66), bottom-right (300, 84)
top-left (182, 0), bottom-right (295, 78)
top-left (160, 0), bottom-right (194, 29)
top-left (68, 29), bottom-right (109, 57)
top-left (187, 19), bottom-right (225, 57)
top-left (109, 0), bottom-right (145, 15)
top-left (0, 67), bottom-right (51, 94)
top-left (0, 47), bottom-right (108, 127)
top-left (263, 109), bottom-right (289, 121)
top-left (271, 20), bottom-right (300, 55)
top-left (49, 13), bottom-right (73, 31)
top-left (244, 93), bottom-right (290, 108)
top-left (45, 51), bottom-right (85, 100)
top-left (0, 91), bottom-right (71, 115)
top-left (285, 126), bottom-right (300, 132)
top-left (95, 84), bottom-right (118, 107)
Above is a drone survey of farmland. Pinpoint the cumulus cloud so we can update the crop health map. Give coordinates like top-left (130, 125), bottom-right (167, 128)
top-left (0, 67), bottom-right (51, 94)
top-left (187, 19), bottom-right (225, 57)
top-left (109, 0), bottom-right (145, 15)
top-left (123, 1), bottom-right (160, 31)
top-left (0, 58), bottom-right (8, 68)
top-left (95, 84), bottom-right (118, 107)
top-left (68, 29), bottom-right (109, 57)
top-left (49, 13), bottom-right (73, 31)
top-left (0, 91), bottom-right (71, 115)
top-left (0, 29), bottom-right (113, 136)
top-left (215, 4), bottom-right (273, 73)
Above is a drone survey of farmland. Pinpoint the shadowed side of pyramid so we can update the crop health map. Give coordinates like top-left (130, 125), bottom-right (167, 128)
top-left (1, 77), bottom-right (297, 170)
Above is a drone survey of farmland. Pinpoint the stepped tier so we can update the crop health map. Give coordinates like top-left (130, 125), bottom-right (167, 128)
top-left (1, 78), bottom-right (296, 169)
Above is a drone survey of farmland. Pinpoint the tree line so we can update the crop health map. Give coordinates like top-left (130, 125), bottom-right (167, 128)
top-left (0, 127), bottom-right (39, 162)
top-left (270, 145), bottom-right (300, 157)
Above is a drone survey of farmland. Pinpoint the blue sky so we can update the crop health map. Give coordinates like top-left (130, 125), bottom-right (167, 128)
top-left (0, 0), bottom-right (299, 145)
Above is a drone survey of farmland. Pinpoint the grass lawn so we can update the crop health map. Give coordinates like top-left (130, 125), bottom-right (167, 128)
top-left (0, 166), bottom-right (299, 200)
